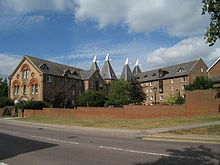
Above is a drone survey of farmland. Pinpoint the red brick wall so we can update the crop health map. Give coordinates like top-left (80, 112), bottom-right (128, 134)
top-left (185, 89), bottom-right (220, 116)
top-left (0, 108), bottom-right (4, 115)
top-left (23, 90), bottom-right (220, 119)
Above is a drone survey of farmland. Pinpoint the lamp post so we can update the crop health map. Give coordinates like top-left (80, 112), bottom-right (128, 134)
top-left (153, 87), bottom-right (157, 105)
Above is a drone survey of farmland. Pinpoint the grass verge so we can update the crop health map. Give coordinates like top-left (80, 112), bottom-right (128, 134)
top-left (18, 116), bottom-right (220, 130)
top-left (167, 125), bottom-right (220, 135)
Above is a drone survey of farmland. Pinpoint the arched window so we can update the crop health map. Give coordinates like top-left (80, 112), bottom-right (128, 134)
top-left (29, 79), bottom-right (38, 95)
top-left (20, 64), bottom-right (30, 79)
top-left (12, 80), bottom-right (21, 96)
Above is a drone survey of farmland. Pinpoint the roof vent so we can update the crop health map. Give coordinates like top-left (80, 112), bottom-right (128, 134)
top-left (40, 64), bottom-right (49, 70)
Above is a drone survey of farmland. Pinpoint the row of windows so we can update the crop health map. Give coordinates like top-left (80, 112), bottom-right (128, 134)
top-left (14, 85), bottom-right (38, 95)
top-left (145, 85), bottom-right (185, 93)
top-left (143, 77), bottom-right (187, 87)
top-left (146, 94), bottom-right (185, 101)
top-left (46, 75), bottom-right (83, 87)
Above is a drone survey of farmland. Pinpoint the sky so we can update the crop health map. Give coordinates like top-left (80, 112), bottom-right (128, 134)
top-left (0, 0), bottom-right (220, 78)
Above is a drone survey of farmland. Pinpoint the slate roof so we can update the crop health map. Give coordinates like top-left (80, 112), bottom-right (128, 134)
top-left (120, 64), bottom-right (133, 81)
top-left (89, 62), bottom-right (100, 71)
top-left (133, 65), bottom-right (141, 75)
top-left (100, 60), bottom-right (117, 80)
top-left (27, 56), bottom-right (93, 80)
top-left (136, 60), bottom-right (199, 83)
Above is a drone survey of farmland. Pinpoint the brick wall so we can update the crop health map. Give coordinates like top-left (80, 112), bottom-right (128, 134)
top-left (0, 108), bottom-right (4, 115)
top-left (23, 89), bottom-right (220, 119)
top-left (185, 89), bottom-right (220, 116)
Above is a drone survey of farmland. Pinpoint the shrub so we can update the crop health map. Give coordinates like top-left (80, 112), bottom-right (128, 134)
top-left (164, 91), bottom-right (185, 105)
top-left (2, 106), bottom-right (14, 116)
top-left (0, 97), bottom-right (14, 108)
top-left (18, 100), bottom-right (51, 110)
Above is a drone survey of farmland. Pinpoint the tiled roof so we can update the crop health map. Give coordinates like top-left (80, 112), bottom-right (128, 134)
top-left (136, 60), bottom-right (198, 82)
top-left (27, 56), bottom-right (90, 80)
top-left (100, 61), bottom-right (117, 80)
top-left (120, 64), bottom-right (133, 81)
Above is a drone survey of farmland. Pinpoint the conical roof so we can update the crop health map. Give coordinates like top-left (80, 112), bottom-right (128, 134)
top-left (133, 59), bottom-right (141, 75)
top-left (89, 56), bottom-right (99, 71)
top-left (120, 58), bottom-right (133, 81)
top-left (100, 54), bottom-right (117, 80)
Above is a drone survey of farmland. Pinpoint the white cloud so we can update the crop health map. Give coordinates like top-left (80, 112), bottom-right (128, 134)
top-left (145, 37), bottom-right (220, 69)
top-left (75, 0), bottom-right (209, 37)
top-left (0, 54), bottom-right (22, 78)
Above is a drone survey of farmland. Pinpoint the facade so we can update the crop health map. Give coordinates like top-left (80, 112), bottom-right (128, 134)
top-left (9, 56), bottom-right (109, 107)
top-left (207, 57), bottom-right (220, 88)
top-left (135, 59), bottom-right (208, 105)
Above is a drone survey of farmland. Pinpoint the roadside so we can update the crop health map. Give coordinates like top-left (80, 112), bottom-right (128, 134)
top-left (0, 116), bottom-right (220, 141)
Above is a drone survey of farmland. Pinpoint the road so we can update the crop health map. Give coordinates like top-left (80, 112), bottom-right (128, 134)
top-left (0, 121), bottom-right (219, 165)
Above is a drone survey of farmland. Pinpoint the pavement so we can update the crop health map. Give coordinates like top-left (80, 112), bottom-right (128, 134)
top-left (0, 120), bottom-right (220, 165)
top-left (1, 117), bottom-right (220, 136)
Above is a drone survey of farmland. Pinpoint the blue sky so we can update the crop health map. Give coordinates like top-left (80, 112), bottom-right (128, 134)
top-left (0, 0), bottom-right (220, 78)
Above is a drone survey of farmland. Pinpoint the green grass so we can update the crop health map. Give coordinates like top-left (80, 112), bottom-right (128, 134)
top-left (18, 116), bottom-right (220, 130)
top-left (168, 125), bottom-right (220, 135)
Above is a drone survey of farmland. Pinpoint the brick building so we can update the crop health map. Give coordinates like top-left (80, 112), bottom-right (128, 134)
top-left (9, 56), bottom-right (111, 107)
top-left (135, 59), bottom-right (208, 105)
top-left (207, 57), bottom-right (220, 88)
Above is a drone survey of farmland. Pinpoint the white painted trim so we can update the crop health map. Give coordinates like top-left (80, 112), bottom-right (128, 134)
top-left (207, 57), bottom-right (220, 72)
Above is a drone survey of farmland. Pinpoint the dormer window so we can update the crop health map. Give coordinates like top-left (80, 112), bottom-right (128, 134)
top-left (178, 68), bottom-right (186, 73)
top-left (72, 71), bottom-right (78, 76)
top-left (144, 75), bottom-right (148, 78)
top-left (152, 73), bottom-right (157, 77)
top-left (40, 64), bottom-right (49, 70)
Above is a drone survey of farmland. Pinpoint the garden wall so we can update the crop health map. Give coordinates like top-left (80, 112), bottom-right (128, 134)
top-left (0, 108), bottom-right (4, 115)
top-left (23, 89), bottom-right (220, 119)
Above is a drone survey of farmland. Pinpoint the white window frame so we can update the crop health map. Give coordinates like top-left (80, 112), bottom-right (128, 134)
top-left (159, 95), bottom-right (164, 100)
top-left (46, 75), bottom-right (52, 82)
top-left (150, 96), bottom-right (153, 100)
top-left (171, 86), bottom-right (174, 92)
top-left (149, 82), bottom-right (152, 86)
top-left (181, 77), bottom-right (187, 82)
top-left (171, 79), bottom-right (174, 84)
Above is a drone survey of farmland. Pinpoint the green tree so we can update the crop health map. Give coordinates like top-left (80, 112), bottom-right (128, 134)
top-left (79, 90), bottom-right (107, 107)
top-left (165, 91), bottom-right (185, 105)
top-left (0, 77), bottom-right (8, 97)
top-left (127, 77), bottom-right (146, 104)
top-left (202, 0), bottom-right (220, 46)
top-left (107, 79), bottom-right (130, 106)
top-left (185, 76), bottom-right (213, 91)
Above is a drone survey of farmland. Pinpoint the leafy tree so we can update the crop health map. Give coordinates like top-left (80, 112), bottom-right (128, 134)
top-left (165, 91), bottom-right (185, 105)
top-left (0, 77), bottom-right (8, 97)
top-left (185, 76), bottom-right (213, 91)
top-left (107, 79), bottom-right (130, 106)
top-left (127, 77), bottom-right (146, 104)
top-left (202, 0), bottom-right (220, 46)
top-left (79, 90), bottom-right (107, 107)
top-left (0, 97), bottom-right (13, 108)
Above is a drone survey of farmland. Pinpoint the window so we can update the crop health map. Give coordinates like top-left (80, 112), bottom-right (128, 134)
top-left (149, 82), bottom-right (152, 86)
top-left (171, 79), bottom-right (174, 84)
top-left (201, 68), bottom-right (204, 72)
top-left (146, 82), bottom-right (149, 86)
top-left (152, 73), bottom-right (157, 77)
top-left (181, 77), bottom-right (187, 82)
top-left (23, 70), bottom-right (29, 78)
top-left (40, 64), bottom-right (49, 70)
top-left (178, 68), bottom-right (186, 73)
top-left (181, 85), bottom-right (185, 90)
top-left (149, 88), bottom-right (153, 93)
top-left (146, 89), bottom-right (149, 93)
top-left (23, 85), bottom-right (27, 95)
top-left (146, 96), bottom-right (149, 101)
top-left (182, 94), bottom-right (186, 99)
top-left (171, 86), bottom-right (174, 92)
top-left (14, 86), bottom-right (19, 95)
top-left (31, 84), bottom-right (38, 94)
top-left (159, 95), bottom-right (164, 100)
top-left (150, 96), bottom-right (153, 100)
top-left (72, 90), bottom-right (75, 95)
top-left (46, 75), bottom-right (52, 82)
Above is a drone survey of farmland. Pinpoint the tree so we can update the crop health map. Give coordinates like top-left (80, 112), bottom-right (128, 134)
top-left (79, 90), bottom-right (107, 107)
top-left (0, 77), bottom-right (8, 97)
top-left (127, 77), bottom-right (146, 104)
top-left (185, 76), bottom-right (213, 91)
top-left (107, 79), bottom-right (130, 106)
top-left (164, 91), bottom-right (185, 105)
top-left (202, 0), bottom-right (220, 46)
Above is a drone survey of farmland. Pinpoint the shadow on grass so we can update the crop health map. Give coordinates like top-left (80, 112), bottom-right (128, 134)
top-left (134, 145), bottom-right (220, 165)
top-left (0, 133), bottom-right (58, 160)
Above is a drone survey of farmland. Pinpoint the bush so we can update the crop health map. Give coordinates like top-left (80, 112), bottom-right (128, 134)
top-left (0, 97), bottom-right (14, 108)
top-left (18, 100), bottom-right (51, 110)
top-left (164, 91), bottom-right (185, 105)
top-left (2, 106), bottom-right (14, 116)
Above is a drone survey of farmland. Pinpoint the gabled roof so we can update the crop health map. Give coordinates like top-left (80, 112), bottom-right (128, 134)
top-left (27, 56), bottom-right (84, 80)
top-left (136, 59), bottom-right (199, 83)
top-left (207, 57), bottom-right (220, 72)
top-left (100, 54), bottom-right (117, 80)
top-left (120, 58), bottom-right (133, 81)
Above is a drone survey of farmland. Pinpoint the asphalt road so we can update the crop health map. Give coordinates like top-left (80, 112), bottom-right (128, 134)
top-left (0, 122), bottom-right (220, 165)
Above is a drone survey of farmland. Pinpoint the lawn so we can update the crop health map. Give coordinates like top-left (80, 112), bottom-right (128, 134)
top-left (167, 125), bottom-right (220, 135)
top-left (18, 116), bottom-right (220, 130)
